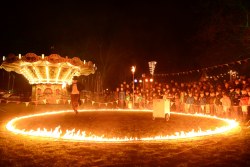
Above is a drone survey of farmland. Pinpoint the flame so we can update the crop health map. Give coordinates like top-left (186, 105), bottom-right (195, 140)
top-left (6, 110), bottom-right (239, 142)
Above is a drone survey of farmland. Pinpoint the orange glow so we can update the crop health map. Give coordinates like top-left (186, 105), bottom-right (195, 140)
top-left (6, 110), bottom-right (239, 142)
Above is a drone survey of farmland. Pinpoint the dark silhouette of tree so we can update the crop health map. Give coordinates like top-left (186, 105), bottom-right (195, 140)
top-left (239, 0), bottom-right (250, 55)
top-left (189, 0), bottom-right (250, 67)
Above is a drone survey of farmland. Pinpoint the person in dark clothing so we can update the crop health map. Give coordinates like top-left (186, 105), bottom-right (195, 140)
top-left (231, 88), bottom-right (241, 120)
top-left (193, 93), bottom-right (200, 113)
top-left (185, 92), bottom-right (194, 113)
top-left (67, 76), bottom-right (84, 114)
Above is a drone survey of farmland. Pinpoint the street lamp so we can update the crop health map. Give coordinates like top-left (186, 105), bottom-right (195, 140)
top-left (148, 61), bottom-right (157, 82)
top-left (131, 66), bottom-right (136, 108)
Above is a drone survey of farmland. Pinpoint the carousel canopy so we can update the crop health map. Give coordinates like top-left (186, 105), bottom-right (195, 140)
top-left (0, 53), bottom-right (97, 84)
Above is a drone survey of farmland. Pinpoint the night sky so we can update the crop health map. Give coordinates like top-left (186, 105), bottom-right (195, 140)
top-left (1, 0), bottom-right (250, 90)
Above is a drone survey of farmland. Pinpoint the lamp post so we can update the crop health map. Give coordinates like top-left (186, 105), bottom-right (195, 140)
top-left (148, 61), bottom-right (157, 82)
top-left (142, 73), bottom-right (146, 108)
top-left (131, 66), bottom-right (136, 108)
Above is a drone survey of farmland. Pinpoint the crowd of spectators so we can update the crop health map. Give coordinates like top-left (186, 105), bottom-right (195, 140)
top-left (112, 76), bottom-right (250, 123)
top-left (1, 73), bottom-right (249, 124)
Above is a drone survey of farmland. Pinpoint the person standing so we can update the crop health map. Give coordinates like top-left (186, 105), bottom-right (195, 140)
top-left (193, 93), bottom-right (200, 114)
top-left (185, 92), bottom-right (194, 113)
top-left (209, 92), bottom-right (216, 116)
top-left (125, 91), bottom-right (131, 109)
top-left (239, 89), bottom-right (249, 122)
top-left (215, 91), bottom-right (223, 117)
top-left (220, 93), bottom-right (231, 118)
top-left (67, 76), bottom-right (84, 114)
top-left (199, 92), bottom-right (206, 114)
top-left (118, 87), bottom-right (126, 108)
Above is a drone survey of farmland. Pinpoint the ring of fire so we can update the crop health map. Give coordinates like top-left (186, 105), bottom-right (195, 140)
top-left (6, 109), bottom-right (239, 142)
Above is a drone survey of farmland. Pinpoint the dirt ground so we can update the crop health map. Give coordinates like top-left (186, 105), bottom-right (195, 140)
top-left (0, 103), bottom-right (250, 167)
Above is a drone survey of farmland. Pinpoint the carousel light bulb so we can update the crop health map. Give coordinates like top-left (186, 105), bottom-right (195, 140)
top-left (62, 82), bottom-right (66, 89)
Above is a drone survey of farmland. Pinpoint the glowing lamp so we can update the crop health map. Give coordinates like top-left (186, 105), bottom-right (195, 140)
top-left (62, 82), bottom-right (66, 89)
top-left (131, 66), bottom-right (136, 73)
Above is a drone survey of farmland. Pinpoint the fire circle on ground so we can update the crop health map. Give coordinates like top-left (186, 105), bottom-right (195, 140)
top-left (6, 109), bottom-right (239, 142)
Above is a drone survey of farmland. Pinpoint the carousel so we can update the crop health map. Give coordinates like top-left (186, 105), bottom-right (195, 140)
top-left (0, 53), bottom-right (96, 104)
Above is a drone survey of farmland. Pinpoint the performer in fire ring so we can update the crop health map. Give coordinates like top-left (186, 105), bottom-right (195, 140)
top-left (67, 76), bottom-right (84, 114)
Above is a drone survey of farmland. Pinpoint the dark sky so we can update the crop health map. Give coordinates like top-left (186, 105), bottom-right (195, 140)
top-left (1, 0), bottom-right (250, 89)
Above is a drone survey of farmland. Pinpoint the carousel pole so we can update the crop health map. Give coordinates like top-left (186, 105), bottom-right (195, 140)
top-left (8, 72), bottom-right (11, 92)
top-left (11, 73), bottom-right (15, 92)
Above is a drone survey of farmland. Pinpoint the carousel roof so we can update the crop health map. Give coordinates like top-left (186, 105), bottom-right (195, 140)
top-left (0, 53), bottom-right (97, 84)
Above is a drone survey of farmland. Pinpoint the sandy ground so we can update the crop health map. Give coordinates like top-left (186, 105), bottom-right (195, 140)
top-left (0, 103), bottom-right (250, 167)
